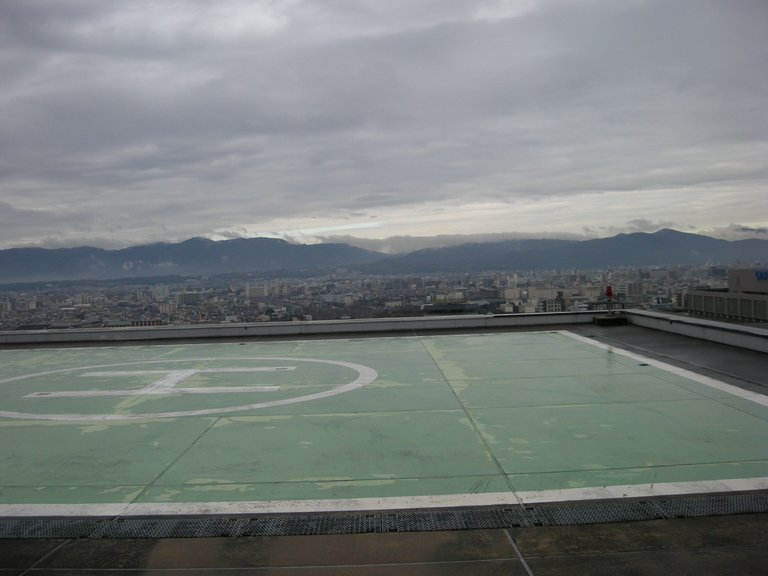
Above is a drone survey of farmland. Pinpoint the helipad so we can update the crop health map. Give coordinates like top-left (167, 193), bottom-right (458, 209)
top-left (1, 330), bottom-right (767, 517)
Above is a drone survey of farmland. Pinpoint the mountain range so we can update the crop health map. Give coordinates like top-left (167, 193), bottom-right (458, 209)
top-left (0, 229), bottom-right (766, 283)
top-left (366, 229), bottom-right (768, 274)
top-left (0, 237), bottom-right (383, 283)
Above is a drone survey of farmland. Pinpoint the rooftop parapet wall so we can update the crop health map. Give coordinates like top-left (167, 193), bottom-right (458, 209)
top-left (0, 312), bottom-right (597, 345)
top-left (624, 309), bottom-right (768, 354)
top-left (2, 310), bottom-right (766, 355)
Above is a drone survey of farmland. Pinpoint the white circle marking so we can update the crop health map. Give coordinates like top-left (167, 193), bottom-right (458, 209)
top-left (0, 357), bottom-right (378, 421)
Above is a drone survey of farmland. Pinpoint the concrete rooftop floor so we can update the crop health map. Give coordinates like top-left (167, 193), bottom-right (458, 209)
top-left (1, 321), bottom-right (767, 574)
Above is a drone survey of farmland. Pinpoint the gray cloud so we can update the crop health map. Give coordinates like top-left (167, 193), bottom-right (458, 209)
top-left (704, 223), bottom-right (768, 241)
top-left (1, 0), bottom-right (767, 249)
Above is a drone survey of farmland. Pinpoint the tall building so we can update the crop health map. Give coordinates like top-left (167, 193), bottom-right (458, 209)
top-left (150, 284), bottom-right (170, 300)
top-left (176, 291), bottom-right (203, 306)
top-left (246, 283), bottom-right (268, 299)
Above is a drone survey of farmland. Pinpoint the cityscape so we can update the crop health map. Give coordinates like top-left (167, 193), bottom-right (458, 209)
top-left (0, 264), bottom-right (733, 331)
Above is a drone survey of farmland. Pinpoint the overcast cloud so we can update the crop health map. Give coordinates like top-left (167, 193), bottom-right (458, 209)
top-left (1, 0), bottom-right (766, 249)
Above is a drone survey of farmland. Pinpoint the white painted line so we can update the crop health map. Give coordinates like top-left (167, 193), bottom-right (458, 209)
top-left (168, 386), bottom-right (281, 394)
top-left (559, 330), bottom-right (768, 407)
top-left (81, 367), bottom-right (296, 377)
top-left (84, 370), bottom-right (195, 376)
top-left (2, 477), bottom-right (767, 518)
top-left (515, 476), bottom-right (768, 504)
top-left (197, 367), bottom-right (296, 373)
top-left (0, 503), bottom-right (130, 517)
top-left (26, 386), bottom-right (282, 397)
top-left (142, 369), bottom-right (199, 394)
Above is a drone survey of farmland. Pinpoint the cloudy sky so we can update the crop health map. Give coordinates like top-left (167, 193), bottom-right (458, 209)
top-left (1, 0), bottom-right (766, 251)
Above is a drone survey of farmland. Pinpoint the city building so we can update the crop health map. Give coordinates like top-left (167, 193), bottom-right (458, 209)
top-left (176, 291), bottom-right (203, 306)
top-left (246, 283), bottom-right (269, 299)
top-left (686, 268), bottom-right (768, 321)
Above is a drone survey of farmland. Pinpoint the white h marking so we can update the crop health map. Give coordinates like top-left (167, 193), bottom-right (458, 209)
top-left (26, 367), bottom-right (294, 398)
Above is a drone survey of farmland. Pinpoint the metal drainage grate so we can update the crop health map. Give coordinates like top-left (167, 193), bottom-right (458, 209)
top-left (523, 498), bottom-right (661, 527)
top-left (1, 491), bottom-right (766, 539)
top-left (0, 518), bottom-right (99, 539)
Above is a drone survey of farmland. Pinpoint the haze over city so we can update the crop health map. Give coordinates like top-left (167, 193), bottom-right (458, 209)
top-left (1, 0), bottom-right (767, 251)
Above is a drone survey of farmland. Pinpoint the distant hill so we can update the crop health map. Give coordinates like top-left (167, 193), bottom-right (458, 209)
top-left (354, 229), bottom-right (768, 273)
top-left (354, 238), bottom-right (576, 274)
top-left (0, 237), bottom-right (386, 283)
top-left (1, 229), bottom-right (766, 283)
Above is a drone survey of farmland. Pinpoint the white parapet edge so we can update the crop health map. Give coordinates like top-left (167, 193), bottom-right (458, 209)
top-left (1, 476), bottom-right (767, 517)
top-left (559, 330), bottom-right (768, 407)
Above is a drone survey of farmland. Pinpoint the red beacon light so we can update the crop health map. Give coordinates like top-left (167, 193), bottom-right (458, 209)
top-left (605, 285), bottom-right (614, 314)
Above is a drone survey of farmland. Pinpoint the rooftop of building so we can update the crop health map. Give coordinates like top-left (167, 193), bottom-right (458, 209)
top-left (1, 310), bottom-right (767, 574)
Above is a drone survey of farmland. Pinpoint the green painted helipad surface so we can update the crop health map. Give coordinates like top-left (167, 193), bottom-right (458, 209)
top-left (1, 331), bottom-right (767, 515)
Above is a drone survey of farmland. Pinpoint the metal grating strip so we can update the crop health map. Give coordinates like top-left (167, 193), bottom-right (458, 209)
top-left (1, 491), bottom-right (766, 539)
top-left (0, 518), bottom-right (99, 539)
